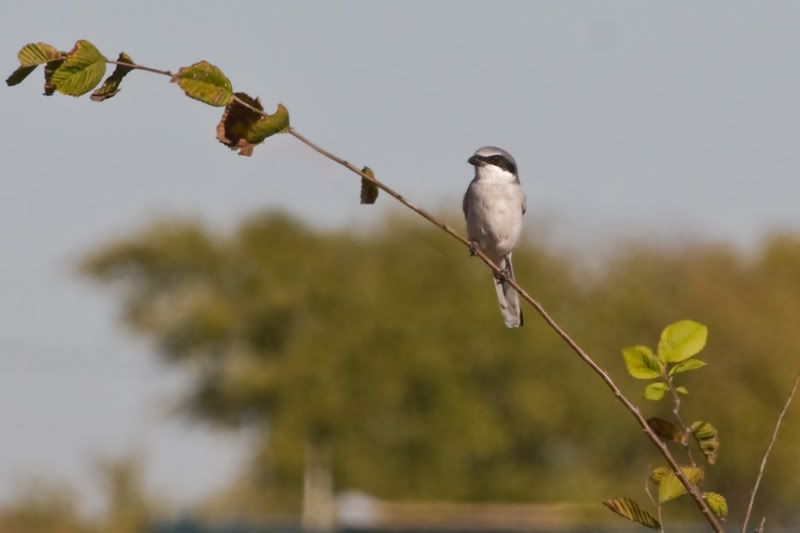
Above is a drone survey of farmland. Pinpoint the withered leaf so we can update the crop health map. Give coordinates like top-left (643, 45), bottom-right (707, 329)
top-left (647, 417), bottom-right (686, 444)
top-left (6, 65), bottom-right (36, 86)
top-left (360, 166), bottom-right (379, 204)
top-left (216, 93), bottom-right (289, 156)
top-left (43, 59), bottom-right (65, 95)
top-left (91, 52), bottom-right (135, 102)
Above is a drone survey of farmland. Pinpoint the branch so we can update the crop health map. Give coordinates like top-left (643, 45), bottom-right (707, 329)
top-left (100, 57), bottom-right (725, 532)
top-left (667, 375), bottom-right (696, 467)
top-left (741, 373), bottom-right (800, 533)
top-left (291, 127), bottom-right (728, 533)
top-left (644, 467), bottom-right (665, 533)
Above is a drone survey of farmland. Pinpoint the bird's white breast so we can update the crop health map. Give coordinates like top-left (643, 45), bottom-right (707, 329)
top-left (464, 174), bottom-right (525, 260)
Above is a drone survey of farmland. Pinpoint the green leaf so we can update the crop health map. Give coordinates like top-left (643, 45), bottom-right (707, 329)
top-left (91, 52), bottom-right (134, 102)
top-left (51, 40), bottom-right (107, 96)
top-left (691, 420), bottom-right (720, 464)
top-left (647, 417), bottom-right (685, 443)
top-left (704, 492), bottom-right (728, 518)
top-left (658, 466), bottom-right (704, 503)
top-left (360, 166), bottom-right (379, 205)
top-left (658, 320), bottom-right (708, 363)
top-left (644, 382), bottom-right (668, 401)
top-left (649, 466), bottom-right (670, 484)
top-left (603, 497), bottom-right (660, 529)
top-left (622, 345), bottom-right (663, 379)
top-left (245, 103), bottom-right (290, 143)
top-left (5, 65), bottom-right (36, 86)
top-left (173, 61), bottom-right (233, 107)
top-left (675, 385), bottom-right (688, 395)
top-left (17, 42), bottom-right (62, 66)
top-left (670, 358), bottom-right (707, 375)
top-left (7, 42), bottom-right (62, 87)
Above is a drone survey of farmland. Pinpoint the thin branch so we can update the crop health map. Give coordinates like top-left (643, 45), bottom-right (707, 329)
top-left (644, 469), bottom-right (665, 533)
top-left (287, 128), bottom-right (725, 532)
top-left (741, 373), bottom-right (800, 533)
top-left (106, 60), bottom-right (171, 77)
top-left (90, 59), bottom-right (725, 532)
top-left (667, 376), bottom-right (696, 467)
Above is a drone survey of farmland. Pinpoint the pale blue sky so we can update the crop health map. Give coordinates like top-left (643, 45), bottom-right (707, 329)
top-left (2, 0), bottom-right (800, 512)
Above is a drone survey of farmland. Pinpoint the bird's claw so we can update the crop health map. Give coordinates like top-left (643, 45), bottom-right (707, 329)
top-left (468, 240), bottom-right (480, 257)
top-left (494, 264), bottom-right (512, 283)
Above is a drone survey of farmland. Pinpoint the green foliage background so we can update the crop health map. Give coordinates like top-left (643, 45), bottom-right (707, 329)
top-left (80, 211), bottom-right (800, 521)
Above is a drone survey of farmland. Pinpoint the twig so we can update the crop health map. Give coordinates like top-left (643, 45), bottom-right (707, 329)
top-left (106, 60), bottom-right (171, 77)
top-left (667, 376), bottom-right (696, 467)
top-left (293, 129), bottom-right (726, 532)
top-left (741, 373), bottom-right (800, 533)
top-left (97, 58), bottom-right (725, 532)
top-left (644, 468), bottom-right (665, 533)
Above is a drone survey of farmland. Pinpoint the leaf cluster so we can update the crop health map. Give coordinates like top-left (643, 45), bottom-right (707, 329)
top-left (607, 320), bottom-right (727, 529)
top-left (7, 41), bottom-right (289, 156)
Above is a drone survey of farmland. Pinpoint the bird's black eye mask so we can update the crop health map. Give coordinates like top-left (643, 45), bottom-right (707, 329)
top-left (486, 154), bottom-right (517, 175)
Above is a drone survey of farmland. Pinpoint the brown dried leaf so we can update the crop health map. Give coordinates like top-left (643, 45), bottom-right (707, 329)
top-left (647, 417), bottom-right (686, 444)
top-left (216, 92), bottom-right (263, 157)
top-left (360, 166), bottom-right (378, 204)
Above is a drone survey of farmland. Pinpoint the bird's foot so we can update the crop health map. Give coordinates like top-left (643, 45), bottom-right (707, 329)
top-left (494, 263), bottom-right (512, 283)
top-left (468, 240), bottom-right (480, 257)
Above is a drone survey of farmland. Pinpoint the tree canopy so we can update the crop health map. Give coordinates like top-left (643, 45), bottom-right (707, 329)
top-left (82, 212), bottom-right (800, 521)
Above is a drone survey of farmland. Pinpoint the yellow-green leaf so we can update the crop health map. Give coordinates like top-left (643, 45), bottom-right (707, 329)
top-left (91, 52), bottom-right (134, 102)
top-left (7, 42), bottom-right (63, 87)
top-left (670, 357), bottom-right (707, 375)
top-left (51, 40), bottom-right (107, 96)
top-left (675, 385), bottom-right (688, 395)
top-left (245, 103), bottom-right (290, 143)
top-left (691, 420), bottom-right (720, 464)
top-left (360, 166), bottom-right (379, 205)
top-left (622, 345), bottom-right (663, 379)
top-left (645, 382), bottom-right (668, 401)
top-left (17, 42), bottom-right (61, 66)
top-left (658, 466), bottom-right (704, 503)
top-left (647, 417), bottom-right (685, 443)
top-left (650, 466), bottom-right (670, 484)
top-left (704, 492), bottom-right (728, 518)
top-left (658, 320), bottom-right (708, 363)
top-left (603, 497), bottom-right (660, 529)
top-left (173, 61), bottom-right (233, 107)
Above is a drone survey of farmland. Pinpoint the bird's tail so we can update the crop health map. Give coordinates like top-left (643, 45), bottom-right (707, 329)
top-left (494, 254), bottom-right (523, 328)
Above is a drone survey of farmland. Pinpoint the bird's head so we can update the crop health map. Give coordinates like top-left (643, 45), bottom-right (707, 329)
top-left (468, 146), bottom-right (519, 182)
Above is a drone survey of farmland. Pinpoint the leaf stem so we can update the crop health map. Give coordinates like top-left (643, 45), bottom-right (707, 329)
top-left (644, 470), bottom-right (665, 533)
top-left (741, 373), bottom-right (800, 533)
top-left (105, 59), bottom-right (171, 77)
top-left (72, 57), bottom-right (726, 533)
top-left (666, 375), bottom-right (696, 467)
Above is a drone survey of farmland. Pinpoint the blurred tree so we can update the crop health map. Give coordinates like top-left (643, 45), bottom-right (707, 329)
top-left (0, 456), bottom-right (157, 533)
top-left (0, 481), bottom-right (91, 533)
top-left (95, 456), bottom-right (155, 533)
top-left (82, 212), bottom-right (800, 523)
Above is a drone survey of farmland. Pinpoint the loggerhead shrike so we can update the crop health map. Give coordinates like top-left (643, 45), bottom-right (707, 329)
top-left (463, 146), bottom-right (526, 328)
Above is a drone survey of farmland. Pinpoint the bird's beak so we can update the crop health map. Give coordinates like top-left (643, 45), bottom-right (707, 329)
top-left (468, 155), bottom-right (482, 166)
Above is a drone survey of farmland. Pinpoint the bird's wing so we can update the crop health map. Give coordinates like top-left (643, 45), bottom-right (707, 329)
top-left (522, 189), bottom-right (527, 215)
top-left (462, 183), bottom-right (472, 217)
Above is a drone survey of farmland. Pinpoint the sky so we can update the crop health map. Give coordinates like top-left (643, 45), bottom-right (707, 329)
top-left (2, 0), bottom-right (800, 514)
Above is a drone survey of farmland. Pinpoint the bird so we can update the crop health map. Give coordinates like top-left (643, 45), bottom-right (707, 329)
top-left (463, 146), bottom-right (526, 328)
